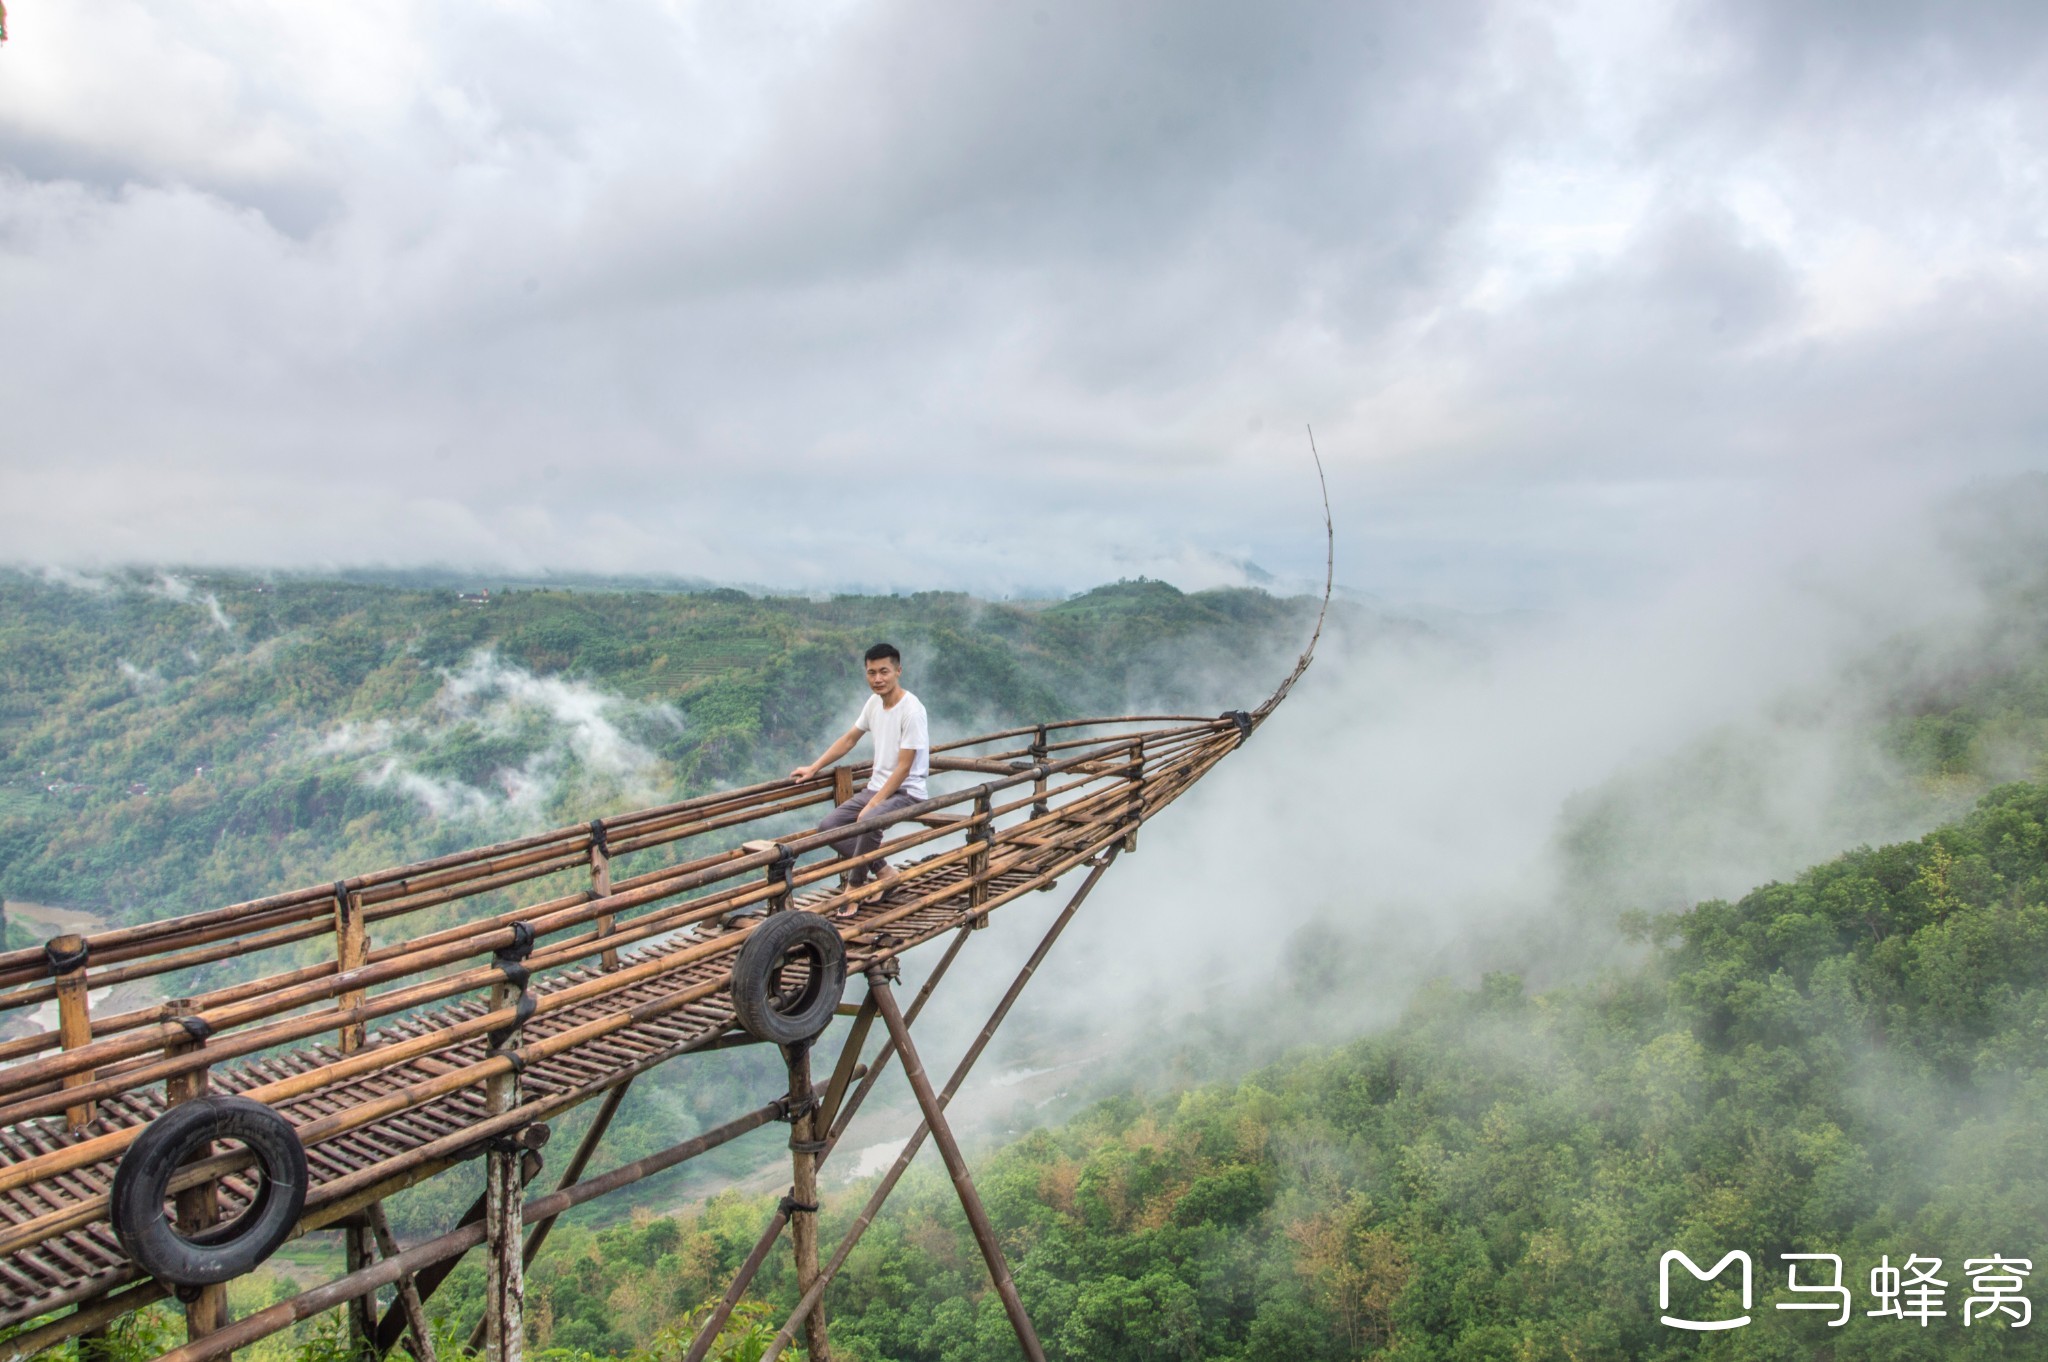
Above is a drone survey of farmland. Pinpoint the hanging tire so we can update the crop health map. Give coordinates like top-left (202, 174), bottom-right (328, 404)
top-left (111, 1095), bottom-right (308, 1287)
top-left (730, 910), bottom-right (846, 1044)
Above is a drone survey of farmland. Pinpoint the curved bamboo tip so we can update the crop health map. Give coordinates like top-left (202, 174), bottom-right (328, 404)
top-left (1250, 427), bottom-right (1334, 725)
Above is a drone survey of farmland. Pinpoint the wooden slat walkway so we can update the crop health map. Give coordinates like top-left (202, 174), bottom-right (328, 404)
top-left (0, 847), bottom-right (1063, 1327)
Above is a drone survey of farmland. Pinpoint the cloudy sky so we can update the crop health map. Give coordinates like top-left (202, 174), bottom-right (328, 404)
top-left (2, 0), bottom-right (2045, 606)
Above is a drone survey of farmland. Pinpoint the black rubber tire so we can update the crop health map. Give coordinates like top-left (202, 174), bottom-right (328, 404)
top-left (111, 1095), bottom-right (308, 1287)
top-left (730, 911), bottom-right (847, 1045)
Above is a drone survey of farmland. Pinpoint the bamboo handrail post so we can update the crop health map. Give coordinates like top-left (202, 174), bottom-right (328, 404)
top-left (332, 883), bottom-right (377, 1350)
top-left (588, 822), bottom-right (619, 972)
top-left (1029, 726), bottom-right (1049, 819)
top-left (739, 841), bottom-right (794, 915)
top-left (1122, 738), bottom-right (1145, 853)
top-left (968, 789), bottom-right (993, 928)
top-left (48, 934), bottom-right (96, 1133)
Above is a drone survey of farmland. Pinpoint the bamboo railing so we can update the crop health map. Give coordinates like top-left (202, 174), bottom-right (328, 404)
top-left (0, 710), bottom-right (1266, 1357)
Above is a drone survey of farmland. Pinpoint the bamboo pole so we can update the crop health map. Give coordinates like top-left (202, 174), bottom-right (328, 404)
top-left (0, 745), bottom-right (1217, 1224)
top-left (773, 974), bottom-right (1044, 1362)
top-left (459, 1074), bottom-right (636, 1352)
top-left (766, 853), bottom-right (1115, 1358)
top-left (164, 1000), bottom-right (228, 1349)
top-left (0, 727), bottom-right (1225, 1302)
top-left (49, 935), bottom-right (95, 1133)
top-left (0, 1281), bottom-right (171, 1362)
top-left (683, 929), bottom-right (974, 1362)
top-left (147, 1102), bottom-right (786, 1362)
top-left (521, 1078), bottom-right (631, 1269)
top-left (366, 1202), bottom-right (436, 1362)
top-left (589, 822), bottom-right (619, 972)
top-left (375, 1148), bottom-right (541, 1357)
top-left (483, 964), bottom-right (527, 1362)
top-left (782, 1043), bottom-right (830, 1362)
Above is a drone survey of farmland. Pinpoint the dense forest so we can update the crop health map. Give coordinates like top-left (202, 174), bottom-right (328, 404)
top-left (182, 780), bottom-right (2048, 1362)
top-left (0, 568), bottom-right (1332, 929)
top-left (0, 567), bottom-right (1341, 1262)
top-left (8, 544), bottom-right (2048, 1361)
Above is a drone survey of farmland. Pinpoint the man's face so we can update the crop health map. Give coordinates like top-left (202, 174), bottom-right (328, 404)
top-left (866, 657), bottom-right (900, 694)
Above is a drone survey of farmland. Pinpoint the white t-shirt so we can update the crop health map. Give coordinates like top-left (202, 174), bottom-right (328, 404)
top-left (856, 689), bottom-right (930, 800)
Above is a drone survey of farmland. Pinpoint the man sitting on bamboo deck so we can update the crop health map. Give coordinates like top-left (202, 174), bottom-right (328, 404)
top-left (791, 642), bottom-right (930, 914)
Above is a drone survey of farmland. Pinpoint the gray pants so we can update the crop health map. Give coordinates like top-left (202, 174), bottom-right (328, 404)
top-left (819, 790), bottom-right (921, 884)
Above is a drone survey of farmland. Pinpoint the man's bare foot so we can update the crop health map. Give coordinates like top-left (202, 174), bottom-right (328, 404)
top-left (873, 862), bottom-right (903, 902)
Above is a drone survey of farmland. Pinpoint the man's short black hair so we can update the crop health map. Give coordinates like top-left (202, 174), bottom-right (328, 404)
top-left (864, 642), bottom-right (901, 666)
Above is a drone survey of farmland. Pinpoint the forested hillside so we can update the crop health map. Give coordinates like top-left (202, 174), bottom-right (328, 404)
top-left (413, 782), bottom-right (2048, 1361)
top-left (10, 550), bottom-right (2048, 1361)
top-left (0, 569), bottom-right (1331, 931)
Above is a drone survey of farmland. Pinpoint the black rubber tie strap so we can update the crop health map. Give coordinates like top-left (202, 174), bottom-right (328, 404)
top-left (494, 921), bottom-right (536, 986)
top-left (43, 939), bottom-right (89, 974)
top-left (487, 992), bottom-right (538, 1051)
top-left (779, 1194), bottom-right (819, 1216)
top-left (589, 819), bottom-right (609, 857)
top-left (787, 1137), bottom-right (828, 1155)
top-left (1224, 709), bottom-right (1253, 743)
top-left (177, 1015), bottom-right (213, 1043)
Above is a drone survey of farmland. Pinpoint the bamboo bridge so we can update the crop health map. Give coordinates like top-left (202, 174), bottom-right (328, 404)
top-left (0, 488), bottom-right (1328, 1362)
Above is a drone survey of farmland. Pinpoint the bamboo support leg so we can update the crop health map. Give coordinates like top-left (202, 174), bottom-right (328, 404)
top-left (682, 998), bottom-right (875, 1362)
top-left (845, 977), bottom-right (1044, 1362)
top-left (483, 980), bottom-right (526, 1362)
top-left (821, 924), bottom-right (975, 1149)
top-left (815, 994), bottom-right (877, 1135)
top-left (783, 1043), bottom-right (831, 1362)
top-left (151, 1103), bottom-right (780, 1362)
top-left (367, 1203), bottom-right (437, 1362)
top-left (383, 1148), bottom-right (541, 1356)
top-left (766, 852), bottom-right (1116, 1360)
top-left (166, 1002), bottom-right (230, 1347)
top-left (680, 1210), bottom-right (789, 1362)
top-left (345, 1224), bottom-right (377, 1349)
top-left (519, 1078), bottom-right (632, 1270)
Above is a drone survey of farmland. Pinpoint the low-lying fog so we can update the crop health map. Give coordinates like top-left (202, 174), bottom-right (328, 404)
top-left (873, 475), bottom-right (2048, 1145)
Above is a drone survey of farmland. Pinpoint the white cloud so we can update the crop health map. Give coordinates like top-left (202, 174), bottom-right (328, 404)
top-left (0, 2), bottom-right (2044, 608)
top-left (333, 651), bottom-right (684, 824)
